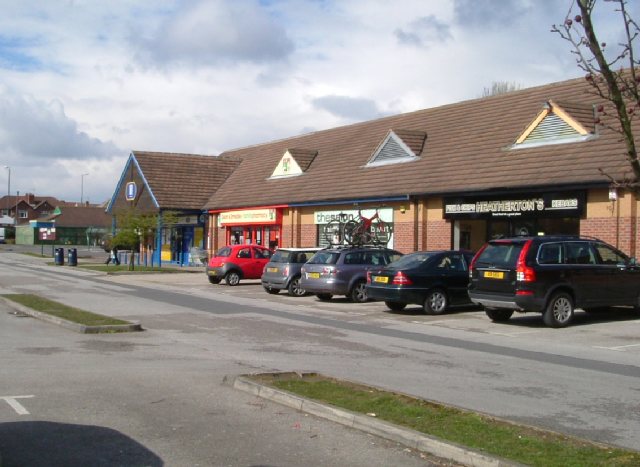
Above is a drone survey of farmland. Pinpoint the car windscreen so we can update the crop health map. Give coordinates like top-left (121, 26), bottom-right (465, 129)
top-left (215, 247), bottom-right (232, 257)
top-left (387, 252), bottom-right (435, 269)
top-left (476, 242), bottom-right (524, 269)
top-left (306, 251), bottom-right (340, 265)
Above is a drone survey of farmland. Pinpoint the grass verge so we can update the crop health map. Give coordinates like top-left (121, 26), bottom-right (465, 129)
top-left (260, 374), bottom-right (639, 467)
top-left (3, 294), bottom-right (130, 326)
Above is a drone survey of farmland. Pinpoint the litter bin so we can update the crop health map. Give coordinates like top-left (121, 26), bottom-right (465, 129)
top-left (67, 248), bottom-right (77, 266)
top-left (54, 248), bottom-right (64, 266)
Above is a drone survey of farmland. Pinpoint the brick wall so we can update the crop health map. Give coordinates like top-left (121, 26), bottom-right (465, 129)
top-left (300, 224), bottom-right (316, 247)
top-left (426, 219), bottom-right (451, 250)
top-left (393, 221), bottom-right (414, 253)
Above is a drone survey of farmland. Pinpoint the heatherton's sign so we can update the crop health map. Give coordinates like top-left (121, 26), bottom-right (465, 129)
top-left (443, 192), bottom-right (585, 219)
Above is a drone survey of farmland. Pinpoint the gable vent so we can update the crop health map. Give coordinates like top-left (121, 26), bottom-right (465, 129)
top-left (366, 130), bottom-right (420, 167)
top-left (523, 114), bottom-right (580, 143)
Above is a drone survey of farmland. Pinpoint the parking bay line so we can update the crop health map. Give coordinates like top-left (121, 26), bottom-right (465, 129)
top-left (1, 395), bottom-right (34, 415)
top-left (594, 343), bottom-right (640, 352)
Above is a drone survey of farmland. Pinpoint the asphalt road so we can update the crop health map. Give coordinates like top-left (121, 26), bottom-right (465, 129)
top-left (1, 250), bottom-right (640, 465)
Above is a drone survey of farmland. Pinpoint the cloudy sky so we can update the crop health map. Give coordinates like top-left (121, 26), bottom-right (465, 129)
top-left (0, 0), bottom-right (628, 204)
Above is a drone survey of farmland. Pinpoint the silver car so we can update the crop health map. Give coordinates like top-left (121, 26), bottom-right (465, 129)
top-left (261, 248), bottom-right (321, 296)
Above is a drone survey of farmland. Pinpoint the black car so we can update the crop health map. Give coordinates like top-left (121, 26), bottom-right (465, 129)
top-left (366, 250), bottom-right (475, 314)
top-left (468, 235), bottom-right (640, 327)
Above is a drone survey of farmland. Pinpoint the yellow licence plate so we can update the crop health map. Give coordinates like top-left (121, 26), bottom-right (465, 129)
top-left (308, 272), bottom-right (320, 279)
top-left (373, 276), bottom-right (389, 283)
top-left (267, 267), bottom-right (278, 273)
top-left (484, 271), bottom-right (504, 279)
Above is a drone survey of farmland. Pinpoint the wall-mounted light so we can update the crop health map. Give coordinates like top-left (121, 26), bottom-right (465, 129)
top-left (399, 205), bottom-right (406, 214)
top-left (609, 187), bottom-right (618, 201)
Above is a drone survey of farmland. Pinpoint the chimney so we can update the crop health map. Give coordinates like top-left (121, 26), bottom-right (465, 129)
top-left (27, 193), bottom-right (35, 205)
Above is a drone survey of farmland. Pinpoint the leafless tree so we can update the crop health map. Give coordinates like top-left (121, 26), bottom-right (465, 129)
top-left (552, 0), bottom-right (639, 188)
top-left (481, 81), bottom-right (522, 98)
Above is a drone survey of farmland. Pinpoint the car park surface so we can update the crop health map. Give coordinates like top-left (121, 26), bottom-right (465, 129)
top-left (206, 244), bottom-right (272, 286)
top-left (367, 250), bottom-right (474, 314)
top-left (261, 247), bottom-right (321, 296)
top-left (468, 235), bottom-right (640, 327)
top-left (300, 246), bottom-right (402, 303)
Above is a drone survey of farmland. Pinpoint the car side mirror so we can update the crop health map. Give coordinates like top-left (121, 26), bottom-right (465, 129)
top-left (629, 257), bottom-right (638, 266)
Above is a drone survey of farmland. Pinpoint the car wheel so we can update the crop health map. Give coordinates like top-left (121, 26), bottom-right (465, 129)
top-left (316, 293), bottom-right (333, 301)
top-left (263, 286), bottom-right (279, 295)
top-left (423, 289), bottom-right (448, 314)
top-left (225, 271), bottom-right (241, 286)
top-left (485, 308), bottom-right (514, 322)
top-left (208, 276), bottom-right (221, 285)
top-left (350, 281), bottom-right (368, 303)
top-left (287, 276), bottom-right (306, 297)
top-left (543, 292), bottom-right (574, 328)
top-left (385, 301), bottom-right (407, 312)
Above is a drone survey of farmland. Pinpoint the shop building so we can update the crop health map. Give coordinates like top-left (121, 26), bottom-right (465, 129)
top-left (204, 75), bottom-right (640, 257)
top-left (107, 151), bottom-right (240, 265)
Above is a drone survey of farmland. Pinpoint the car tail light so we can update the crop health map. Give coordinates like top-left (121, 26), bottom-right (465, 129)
top-left (283, 265), bottom-right (289, 276)
top-left (392, 271), bottom-right (413, 285)
top-left (469, 244), bottom-right (488, 278)
top-left (366, 271), bottom-right (372, 284)
top-left (516, 240), bottom-right (536, 282)
top-left (322, 266), bottom-right (336, 276)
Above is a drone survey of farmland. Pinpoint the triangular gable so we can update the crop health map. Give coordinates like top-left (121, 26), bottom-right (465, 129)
top-left (270, 149), bottom-right (317, 178)
top-left (366, 129), bottom-right (425, 167)
top-left (514, 100), bottom-right (592, 147)
top-left (105, 152), bottom-right (159, 213)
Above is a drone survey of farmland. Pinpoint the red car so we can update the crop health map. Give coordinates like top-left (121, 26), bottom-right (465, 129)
top-left (206, 244), bottom-right (273, 286)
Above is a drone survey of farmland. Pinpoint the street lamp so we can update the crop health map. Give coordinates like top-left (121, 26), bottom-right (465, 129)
top-left (80, 173), bottom-right (89, 204)
top-left (3, 166), bottom-right (10, 224)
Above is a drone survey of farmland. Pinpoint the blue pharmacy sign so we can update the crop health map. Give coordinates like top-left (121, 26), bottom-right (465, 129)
top-left (125, 182), bottom-right (137, 201)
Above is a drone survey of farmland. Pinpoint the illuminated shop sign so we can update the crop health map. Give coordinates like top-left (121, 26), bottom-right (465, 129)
top-left (219, 209), bottom-right (279, 226)
top-left (443, 192), bottom-right (585, 219)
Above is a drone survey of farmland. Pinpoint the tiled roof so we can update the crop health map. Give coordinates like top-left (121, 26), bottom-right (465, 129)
top-left (392, 129), bottom-right (427, 156)
top-left (287, 149), bottom-right (318, 172)
top-left (39, 206), bottom-right (111, 228)
top-left (205, 75), bottom-right (633, 210)
top-left (133, 151), bottom-right (241, 209)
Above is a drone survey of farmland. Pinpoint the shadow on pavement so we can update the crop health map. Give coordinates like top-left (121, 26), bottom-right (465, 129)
top-left (0, 421), bottom-right (163, 467)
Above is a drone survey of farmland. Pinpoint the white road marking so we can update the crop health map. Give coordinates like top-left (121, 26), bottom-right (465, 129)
top-left (1, 395), bottom-right (34, 415)
top-left (594, 343), bottom-right (640, 352)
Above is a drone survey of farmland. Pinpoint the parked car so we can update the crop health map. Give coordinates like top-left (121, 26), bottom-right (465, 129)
top-left (366, 250), bottom-right (475, 314)
top-left (261, 247), bottom-right (321, 296)
top-left (206, 244), bottom-right (273, 286)
top-left (468, 235), bottom-right (640, 327)
top-left (300, 246), bottom-right (402, 303)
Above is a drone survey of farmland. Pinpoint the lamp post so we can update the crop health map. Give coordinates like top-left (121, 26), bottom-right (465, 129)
top-left (80, 173), bottom-right (89, 204)
top-left (3, 166), bottom-right (9, 219)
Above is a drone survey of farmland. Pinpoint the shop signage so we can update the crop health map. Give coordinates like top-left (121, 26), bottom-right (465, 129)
top-left (443, 192), bottom-right (585, 219)
top-left (125, 182), bottom-right (137, 201)
top-left (314, 208), bottom-right (393, 224)
top-left (219, 208), bottom-right (278, 226)
top-left (39, 227), bottom-right (56, 241)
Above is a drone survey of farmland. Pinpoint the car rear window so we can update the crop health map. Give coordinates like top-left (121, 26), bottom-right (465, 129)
top-left (270, 250), bottom-right (290, 263)
top-left (307, 251), bottom-right (340, 265)
top-left (476, 242), bottom-right (524, 268)
top-left (388, 252), bottom-right (435, 269)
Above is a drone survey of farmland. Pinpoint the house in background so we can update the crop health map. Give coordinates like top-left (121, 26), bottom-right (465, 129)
top-left (18, 205), bottom-right (111, 246)
top-left (0, 193), bottom-right (59, 228)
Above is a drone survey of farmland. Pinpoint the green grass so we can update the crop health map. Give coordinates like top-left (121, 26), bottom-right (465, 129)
top-left (3, 294), bottom-right (130, 327)
top-left (266, 376), bottom-right (640, 467)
